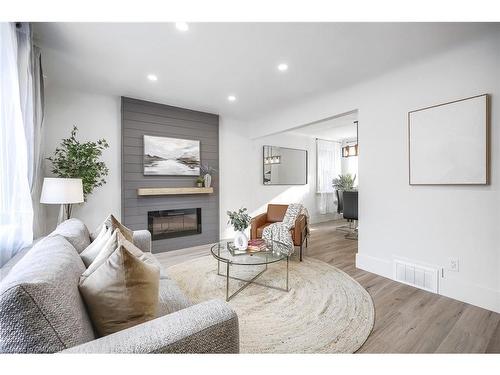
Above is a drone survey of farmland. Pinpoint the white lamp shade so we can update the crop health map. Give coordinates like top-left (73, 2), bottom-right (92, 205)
top-left (40, 178), bottom-right (84, 204)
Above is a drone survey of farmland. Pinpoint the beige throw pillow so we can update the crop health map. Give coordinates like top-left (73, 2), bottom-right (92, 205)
top-left (79, 231), bottom-right (160, 337)
top-left (90, 214), bottom-right (133, 243)
top-left (80, 226), bottom-right (113, 267)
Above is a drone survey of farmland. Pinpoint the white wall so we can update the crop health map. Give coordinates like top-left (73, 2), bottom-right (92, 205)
top-left (219, 120), bottom-right (340, 239)
top-left (42, 32), bottom-right (500, 313)
top-left (224, 32), bottom-right (500, 312)
top-left (43, 86), bottom-right (121, 234)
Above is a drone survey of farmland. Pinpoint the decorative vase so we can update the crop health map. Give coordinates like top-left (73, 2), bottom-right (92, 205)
top-left (204, 173), bottom-right (212, 188)
top-left (234, 230), bottom-right (248, 250)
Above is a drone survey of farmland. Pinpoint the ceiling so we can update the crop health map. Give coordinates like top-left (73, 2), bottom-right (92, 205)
top-left (290, 111), bottom-right (358, 141)
top-left (34, 23), bottom-right (497, 121)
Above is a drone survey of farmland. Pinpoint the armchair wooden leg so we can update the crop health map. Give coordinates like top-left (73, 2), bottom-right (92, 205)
top-left (299, 244), bottom-right (303, 262)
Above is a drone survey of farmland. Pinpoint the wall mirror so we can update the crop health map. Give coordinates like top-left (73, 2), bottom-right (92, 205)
top-left (263, 145), bottom-right (307, 185)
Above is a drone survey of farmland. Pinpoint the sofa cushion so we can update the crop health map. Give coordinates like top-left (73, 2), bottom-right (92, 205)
top-left (78, 232), bottom-right (160, 337)
top-left (90, 214), bottom-right (133, 243)
top-left (49, 218), bottom-right (91, 254)
top-left (266, 204), bottom-right (288, 223)
top-left (80, 226), bottom-right (113, 267)
top-left (0, 235), bottom-right (95, 353)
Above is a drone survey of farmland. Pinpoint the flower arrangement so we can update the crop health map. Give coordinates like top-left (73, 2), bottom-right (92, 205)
top-left (227, 207), bottom-right (251, 232)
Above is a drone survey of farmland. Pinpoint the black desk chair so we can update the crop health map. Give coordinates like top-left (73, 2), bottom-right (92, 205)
top-left (342, 191), bottom-right (358, 239)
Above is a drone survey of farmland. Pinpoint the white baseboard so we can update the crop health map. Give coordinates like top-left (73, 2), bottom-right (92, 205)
top-left (355, 253), bottom-right (392, 279)
top-left (440, 277), bottom-right (500, 314)
top-left (355, 252), bottom-right (500, 314)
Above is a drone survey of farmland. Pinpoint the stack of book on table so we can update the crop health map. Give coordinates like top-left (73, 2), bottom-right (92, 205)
top-left (247, 239), bottom-right (267, 252)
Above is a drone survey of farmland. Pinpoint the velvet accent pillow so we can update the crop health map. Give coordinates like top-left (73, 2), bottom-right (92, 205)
top-left (80, 226), bottom-right (112, 267)
top-left (90, 214), bottom-right (133, 243)
top-left (78, 231), bottom-right (160, 337)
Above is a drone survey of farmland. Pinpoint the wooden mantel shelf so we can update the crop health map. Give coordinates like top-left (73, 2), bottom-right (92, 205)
top-left (137, 187), bottom-right (214, 196)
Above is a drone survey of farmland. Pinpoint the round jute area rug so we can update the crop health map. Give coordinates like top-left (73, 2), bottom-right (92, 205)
top-left (167, 256), bottom-right (374, 353)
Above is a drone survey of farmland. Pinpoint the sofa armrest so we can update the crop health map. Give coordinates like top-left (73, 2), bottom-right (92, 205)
top-left (62, 299), bottom-right (239, 354)
top-left (133, 230), bottom-right (151, 253)
top-left (250, 212), bottom-right (268, 239)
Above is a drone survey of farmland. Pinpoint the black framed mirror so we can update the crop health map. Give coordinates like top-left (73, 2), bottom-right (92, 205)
top-left (263, 145), bottom-right (307, 185)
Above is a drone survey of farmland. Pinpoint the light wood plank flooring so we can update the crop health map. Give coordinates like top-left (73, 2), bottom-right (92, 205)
top-left (155, 220), bottom-right (500, 353)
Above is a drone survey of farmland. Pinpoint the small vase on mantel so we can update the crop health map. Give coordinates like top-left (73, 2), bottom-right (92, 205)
top-left (204, 174), bottom-right (212, 188)
top-left (234, 230), bottom-right (249, 250)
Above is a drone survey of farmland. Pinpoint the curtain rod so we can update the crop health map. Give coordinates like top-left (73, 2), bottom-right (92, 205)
top-left (315, 137), bottom-right (341, 144)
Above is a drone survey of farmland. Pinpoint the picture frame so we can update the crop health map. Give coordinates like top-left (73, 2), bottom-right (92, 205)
top-left (143, 135), bottom-right (201, 176)
top-left (408, 94), bottom-right (490, 185)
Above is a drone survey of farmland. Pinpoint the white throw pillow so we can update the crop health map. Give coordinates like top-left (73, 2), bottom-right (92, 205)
top-left (80, 226), bottom-right (112, 267)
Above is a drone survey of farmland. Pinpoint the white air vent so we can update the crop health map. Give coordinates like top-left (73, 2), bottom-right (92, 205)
top-left (393, 259), bottom-right (439, 293)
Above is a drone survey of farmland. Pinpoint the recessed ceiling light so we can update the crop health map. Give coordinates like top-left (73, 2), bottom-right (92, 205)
top-left (175, 22), bottom-right (189, 31)
top-left (227, 95), bottom-right (236, 102)
top-left (147, 74), bottom-right (158, 81)
top-left (277, 63), bottom-right (288, 71)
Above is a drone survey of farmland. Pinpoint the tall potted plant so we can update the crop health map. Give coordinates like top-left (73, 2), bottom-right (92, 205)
top-left (47, 126), bottom-right (109, 213)
top-left (332, 174), bottom-right (357, 212)
top-left (227, 207), bottom-right (251, 250)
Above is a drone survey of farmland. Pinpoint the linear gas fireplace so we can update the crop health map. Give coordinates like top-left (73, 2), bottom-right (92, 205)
top-left (148, 208), bottom-right (202, 241)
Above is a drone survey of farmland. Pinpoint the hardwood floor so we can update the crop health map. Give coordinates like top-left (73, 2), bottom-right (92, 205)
top-left (156, 220), bottom-right (500, 353)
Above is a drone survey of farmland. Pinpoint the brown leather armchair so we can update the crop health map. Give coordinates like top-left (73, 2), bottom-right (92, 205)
top-left (250, 204), bottom-right (308, 261)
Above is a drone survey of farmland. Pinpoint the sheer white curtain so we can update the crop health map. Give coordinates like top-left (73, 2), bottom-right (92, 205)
top-left (316, 139), bottom-right (341, 214)
top-left (17, 24), bottom-right (45, 237)
top-left (0, 23), bottom-right (34, 266)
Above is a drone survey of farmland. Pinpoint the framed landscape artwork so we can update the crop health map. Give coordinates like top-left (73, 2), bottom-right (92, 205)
top-left (408, 94), bottom-right (489, 185)
top-left (143, 135), bottom-right (201, 176)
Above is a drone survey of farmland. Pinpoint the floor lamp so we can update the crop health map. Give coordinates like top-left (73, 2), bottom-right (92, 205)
top-left (40, 178), bottom-right (84, 225)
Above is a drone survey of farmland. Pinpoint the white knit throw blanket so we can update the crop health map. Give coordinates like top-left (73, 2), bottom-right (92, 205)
top-left (262, 203), bottom-right (309, 255)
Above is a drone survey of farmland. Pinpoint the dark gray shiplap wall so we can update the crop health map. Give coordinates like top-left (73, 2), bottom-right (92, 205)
top-left (121, 97), bottom-right (219, 253)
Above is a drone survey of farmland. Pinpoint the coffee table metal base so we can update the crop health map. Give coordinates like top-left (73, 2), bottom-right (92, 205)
top-left (217, 256), bottom-right (289, 301)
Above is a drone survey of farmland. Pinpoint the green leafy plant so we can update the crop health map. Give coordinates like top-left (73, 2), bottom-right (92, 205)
top-left (196, 176), bottom-right (205, 184)
top-left (227, 207), bottom-right (251, 232)
top-left (332, 174), bottom-right (357, 191)
top-left (47, 126), bottom-right (109, 200)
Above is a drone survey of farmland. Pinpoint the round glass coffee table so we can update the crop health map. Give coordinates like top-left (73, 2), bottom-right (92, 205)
top-left (210, 240), bottom-right (291, 301)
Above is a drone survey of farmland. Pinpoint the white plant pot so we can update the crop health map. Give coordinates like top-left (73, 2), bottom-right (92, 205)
top-left (204, 174), bottom-right (212, 188)
top-left (234, 230), bottom-right (248, 250)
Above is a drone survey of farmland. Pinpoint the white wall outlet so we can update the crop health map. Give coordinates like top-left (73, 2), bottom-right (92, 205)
top-left (448, 257), bottom-right (459, 272)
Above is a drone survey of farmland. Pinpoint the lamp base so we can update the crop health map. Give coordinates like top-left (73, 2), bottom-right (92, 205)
top-left (57, 204), bottom-right (73, 225)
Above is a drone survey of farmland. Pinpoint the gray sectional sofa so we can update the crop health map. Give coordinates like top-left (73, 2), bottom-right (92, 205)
top-left (0, 219), bottom-right (239, 354)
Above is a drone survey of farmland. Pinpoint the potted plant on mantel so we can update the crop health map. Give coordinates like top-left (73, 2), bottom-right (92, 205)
top-left (227, 207), bottom-right (252, 250)
top-left (195, 176), bottom-right (204, 188)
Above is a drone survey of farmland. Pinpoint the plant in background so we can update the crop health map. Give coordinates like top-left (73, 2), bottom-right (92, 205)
top-left (47, 126), bottom-right (109, 200)
top-left (227, 207), bottom-right (252, 231)
top-left (200, 163), bottom-right (218, 176)
top-left (196, 176), bottom-right (205, 186)
top-left (332, 174), bottom-right (357, 191)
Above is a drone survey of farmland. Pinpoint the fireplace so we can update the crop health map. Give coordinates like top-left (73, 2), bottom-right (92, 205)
top-left (148, 208), bottom-right (202, 241)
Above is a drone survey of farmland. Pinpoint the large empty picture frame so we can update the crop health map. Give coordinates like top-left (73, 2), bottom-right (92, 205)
top-left (408, 94), bottom-right (490, 185)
